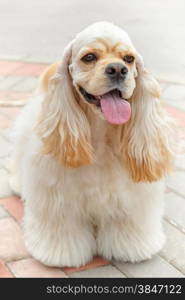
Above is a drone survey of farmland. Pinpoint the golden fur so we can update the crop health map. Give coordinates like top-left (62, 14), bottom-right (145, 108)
top-left (36, 27), bottom-right (172, 182)
top-left (41, 124), bottom-right (94, 168)
top-left (39, 62), bottom-right (60, 93)
top-left (9, 22), bottom-right (174, 267)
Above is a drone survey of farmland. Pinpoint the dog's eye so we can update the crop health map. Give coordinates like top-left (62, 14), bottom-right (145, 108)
top-left (123, 55), bottom-right (135, 63)
top-left (81, 53), bottom-right (97, 63)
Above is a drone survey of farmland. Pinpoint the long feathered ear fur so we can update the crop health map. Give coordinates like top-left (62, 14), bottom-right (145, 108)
top-left (36, 42), bottom-right (94, 168)
top-left (122, 54), bottom-right (173, 182)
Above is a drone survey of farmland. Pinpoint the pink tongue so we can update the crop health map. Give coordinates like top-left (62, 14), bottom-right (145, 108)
top-left (100, 90), bottom-right (131, 125)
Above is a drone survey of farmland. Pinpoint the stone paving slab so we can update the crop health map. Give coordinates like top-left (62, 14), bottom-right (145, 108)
top-left (113, 255), bottom-right (183, 278)
top-left (11, 77), bottom-right (38, 92)
top-left (0, 218), bottom-right (29, 261)
top-left (165, 192), bottom-right (185, 231)
top-left (163, 99), bottom-right (185, 112)
top-left (0, 205), bottom-right (9, 218)
top-left (160, 222), bottom-right (185, 275)
top-left (0, 135), bottom-right (10, 158)
top-left (70, 265), bottom-right (126, 278)
top-left (0, 91), bottom-right (31, 104)
top-left (0, 260), bottom-right (13, 278)
top-left (0, 196), bottom-right (24, 223)
top-left (0, 76), bottom-right (23, 90)
top-left (0, 114), bottom-right (10, 129)
top-left (162, 84), bottom-right (185, 102)
top-left (175, 154), bottom-right (185, 170)
top-left (8, 258), bottom-right (68, 278)
top-left (0, 168), bottom-right (12, 198)
top-left (166, 171), bottom-right (185, 198)
top-left (0, 157), bottom-right (5, 169)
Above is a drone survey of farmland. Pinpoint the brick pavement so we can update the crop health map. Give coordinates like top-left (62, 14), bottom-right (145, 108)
top-left (0, 60), bottom-right (185, 278)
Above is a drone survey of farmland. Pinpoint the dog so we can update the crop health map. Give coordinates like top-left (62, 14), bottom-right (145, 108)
top-left (9, 21), bottom-right (173, 267)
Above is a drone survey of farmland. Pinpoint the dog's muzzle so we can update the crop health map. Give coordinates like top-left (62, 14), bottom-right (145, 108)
top-left (79, 87), bottom-right (131, 125)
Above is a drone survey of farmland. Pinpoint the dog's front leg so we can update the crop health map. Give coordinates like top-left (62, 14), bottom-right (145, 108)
top-left (97, 182), bottom-right (165, 263)
top-left (22, 159), bottom-right (96, 267)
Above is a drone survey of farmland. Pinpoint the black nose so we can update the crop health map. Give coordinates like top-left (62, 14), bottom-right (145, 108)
top-left (105, 63), bottom-right (128, 80)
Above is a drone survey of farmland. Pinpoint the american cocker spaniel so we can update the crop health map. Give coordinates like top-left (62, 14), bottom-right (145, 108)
top-left (9, 22), bottom-right (173, 267)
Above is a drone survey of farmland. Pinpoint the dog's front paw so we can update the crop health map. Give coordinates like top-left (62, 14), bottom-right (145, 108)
top-left (97, 225), bottom-right (166, 263)
top-left (24, 226), bottom-right (96, 268)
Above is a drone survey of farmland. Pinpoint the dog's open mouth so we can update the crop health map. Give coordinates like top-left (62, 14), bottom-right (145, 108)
top-left (79, 87), bottom-right (131, 125)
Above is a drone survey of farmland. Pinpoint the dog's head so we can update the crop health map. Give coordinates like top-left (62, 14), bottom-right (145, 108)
top-left (68, 22), bottom-right (138, 124)
top-left (37, 22), bottom-right (172, 181)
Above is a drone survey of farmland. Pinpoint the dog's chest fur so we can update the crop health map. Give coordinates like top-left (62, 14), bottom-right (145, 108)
top-left (60, 116), bottom-right (132, 220)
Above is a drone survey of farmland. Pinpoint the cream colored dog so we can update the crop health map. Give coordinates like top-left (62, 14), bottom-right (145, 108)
top-left (9, 22), bottom-right (173, 267)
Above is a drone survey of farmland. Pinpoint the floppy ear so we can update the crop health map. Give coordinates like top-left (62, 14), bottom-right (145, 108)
top-left (122, 54), bottom-right (173, 182)
top-left (36, 42), bottom-right (94, 168)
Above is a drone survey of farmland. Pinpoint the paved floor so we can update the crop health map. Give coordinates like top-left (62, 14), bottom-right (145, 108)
top-left (0, 0), bottom-right (185, 278)
top-left (0, 0), bottom-right (185, 83)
